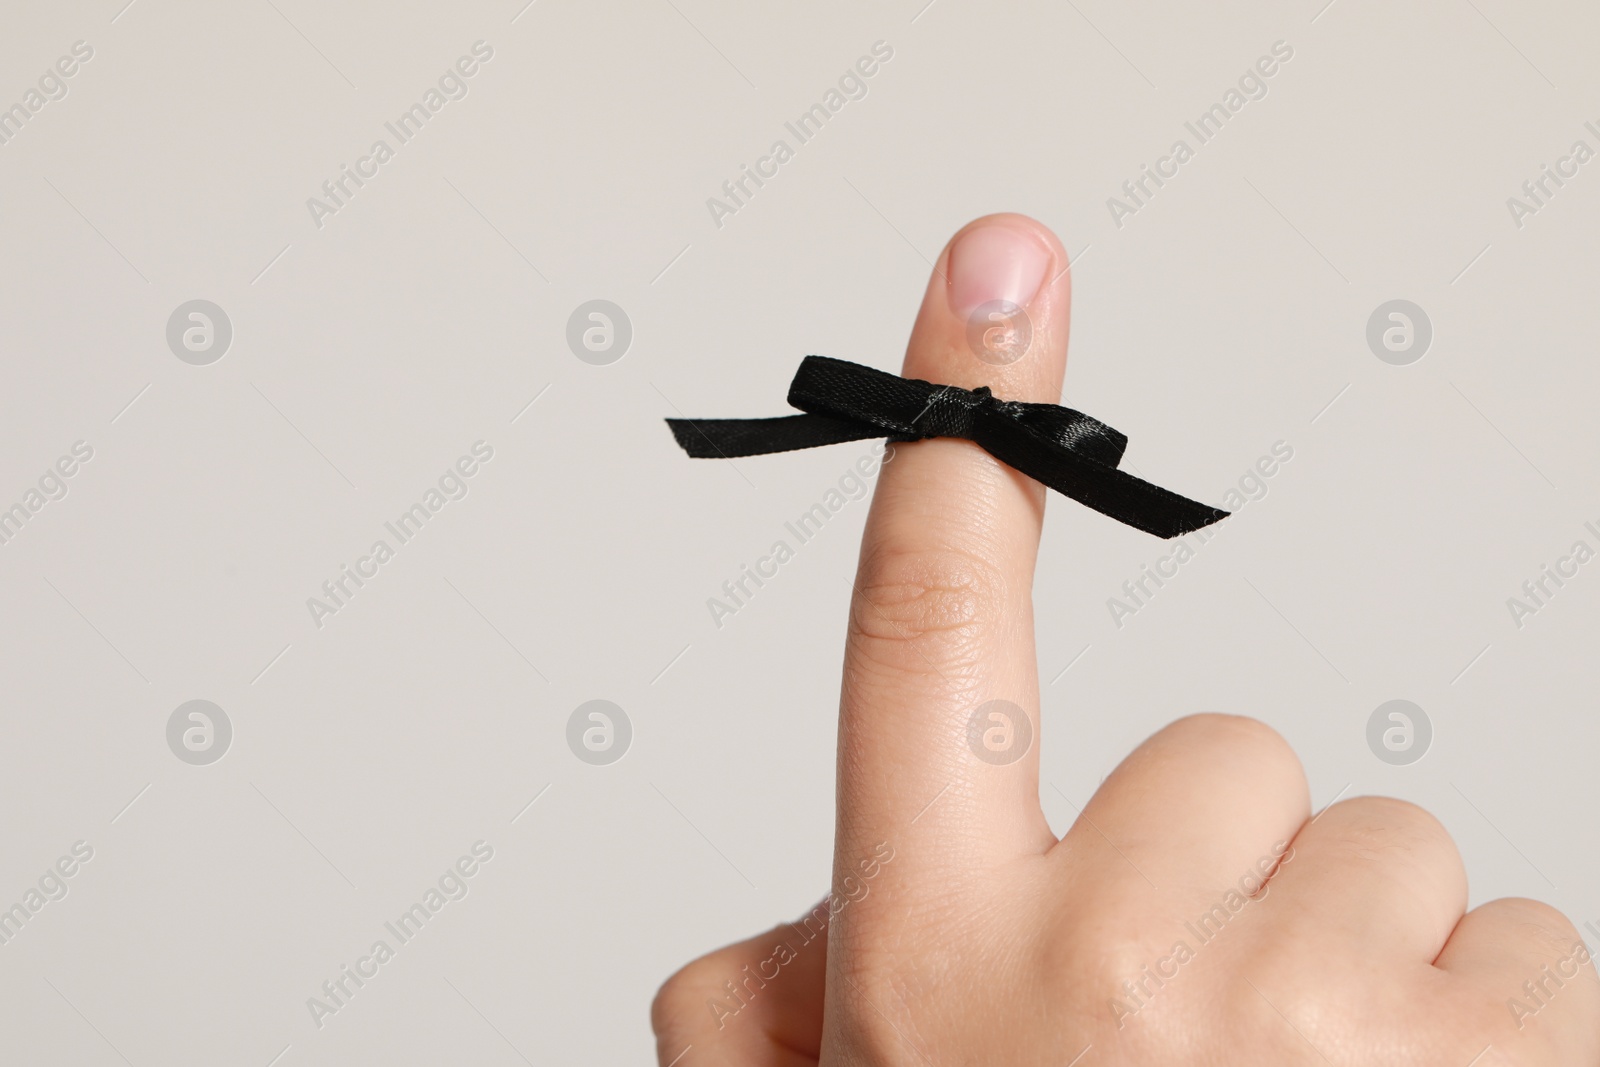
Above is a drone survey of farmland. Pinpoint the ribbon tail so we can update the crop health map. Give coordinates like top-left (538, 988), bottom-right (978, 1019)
top-left (978, 418), bottom-right (1229, 538)
top-left (665, 414), bottom-right (882, 458)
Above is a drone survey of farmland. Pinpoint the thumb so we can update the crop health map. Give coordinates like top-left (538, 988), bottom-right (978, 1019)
top-left (652, 908), bottom-right (830, 1065)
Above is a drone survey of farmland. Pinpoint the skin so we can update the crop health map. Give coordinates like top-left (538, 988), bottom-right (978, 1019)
top-left (651, 214), bottom-right (1600, 1066)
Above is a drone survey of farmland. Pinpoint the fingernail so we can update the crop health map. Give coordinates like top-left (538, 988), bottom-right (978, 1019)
top-left (946, 223), bottom-right (1052, 320)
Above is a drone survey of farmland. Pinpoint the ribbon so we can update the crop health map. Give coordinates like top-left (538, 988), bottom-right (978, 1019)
top-left (665, 356), bottom-right (1228, 538)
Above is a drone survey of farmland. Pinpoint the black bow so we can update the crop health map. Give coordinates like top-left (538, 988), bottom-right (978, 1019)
top-left (665, 356), bottom-right (1228, 538)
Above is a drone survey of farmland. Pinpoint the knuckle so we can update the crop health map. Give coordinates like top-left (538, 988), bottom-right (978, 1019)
top-left (1159, 713), bottom-right (1296, 764)
top-left (1476, 896), bottom-right (1586, 950)
top-left (1135, 713), bottom-right (1308, 808)
top-left (1314, 796), bottom-right (1459, 866)
top-left (847, 545), bottom-right (1000, 671)
top-left (1324, 794), bottom-right (1444, 838)
top-left (650, 953), bottom-right (721, 1037)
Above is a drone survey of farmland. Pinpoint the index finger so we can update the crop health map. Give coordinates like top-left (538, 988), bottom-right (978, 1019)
top-left (834, 214), bottom-right (1072, 872)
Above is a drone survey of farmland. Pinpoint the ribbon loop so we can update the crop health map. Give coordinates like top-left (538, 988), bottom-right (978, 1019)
top-left (665, 356), bottom-right (1228, 539)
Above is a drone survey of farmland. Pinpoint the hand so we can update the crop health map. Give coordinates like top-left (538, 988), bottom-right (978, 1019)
top-left (651, 214), bottom-right (1600, 1066)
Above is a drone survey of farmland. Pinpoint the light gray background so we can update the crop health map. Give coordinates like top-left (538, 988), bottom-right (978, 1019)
top-left (2, 0), bottom-right (1597, 1063)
